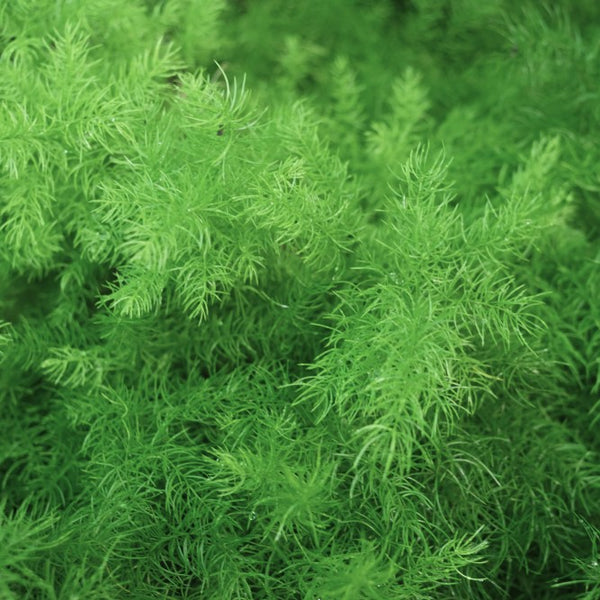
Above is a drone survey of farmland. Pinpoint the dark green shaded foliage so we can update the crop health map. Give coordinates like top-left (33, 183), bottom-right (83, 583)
top-left (1, 0), bottom-right (599, 598)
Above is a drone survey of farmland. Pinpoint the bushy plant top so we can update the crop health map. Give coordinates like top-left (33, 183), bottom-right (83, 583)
top-left (1, 1), bottom-right (599, 598)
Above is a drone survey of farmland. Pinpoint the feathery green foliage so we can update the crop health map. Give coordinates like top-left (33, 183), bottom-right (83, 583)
top-left (1, 0), bottom-right (599, 598)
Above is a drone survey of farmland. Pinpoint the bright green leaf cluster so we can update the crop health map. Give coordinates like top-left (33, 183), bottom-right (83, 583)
top-left (1, 1), bottom-right (600, 599)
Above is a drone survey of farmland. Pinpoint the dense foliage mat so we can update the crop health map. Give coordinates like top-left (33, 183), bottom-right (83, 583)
top-left (1, 1), bottom-right (600, 598)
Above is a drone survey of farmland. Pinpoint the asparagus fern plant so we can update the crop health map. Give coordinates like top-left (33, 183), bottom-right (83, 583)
top-left (1, 0), bottom-right (599, 598)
